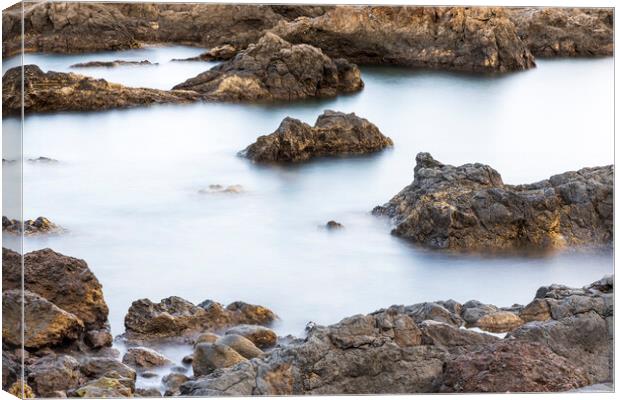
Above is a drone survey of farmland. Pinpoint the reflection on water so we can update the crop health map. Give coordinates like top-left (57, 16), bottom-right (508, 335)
top-left (1, 47), bottom-right (614, 341)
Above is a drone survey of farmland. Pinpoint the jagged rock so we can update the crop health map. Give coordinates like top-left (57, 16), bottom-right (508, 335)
top-left (2, 216), bottom-right (63, 235)
top-left (192, 343), bottom-right (248, 377)
top-left (241, 110), bottom-right (392, 163)
top-left (122, 347), bottom-right (172, 369)
top-left (373, 153), bottom-right (613, 251)
top-left (440, 341), bottom-right (591, 392)
top-left (70, 59), bottom-right (157, 68)
top-left (26, 355), bottom-right (83, 397)
top-left (79, 357), bottom-right (137, 383)
top-left (3, 290), bottom-right (84, 349)
top-left (3, 248), bottom-right (110, 331)
top-left (400, 302), bottom-right (463, 327)
top-left (216, 334), bottom-right (264, 359)
top-left (272, 6), bottom-right (535, 72)
top-left (162, 373), bottom-right (189, 396)
top-left (2, 65), bottom-right (200, 116)
top-left (72, 377), bottom-right (133, 397)
top-left (123, 297), bottom-right (276, 342)
top-left (84, 329), bottom-right (113, 349)
top-left (173, 33), bottom-right (363, 102)
top-left (507, 8), bottom-right (613, 57)
top-left (173, 45), bottom-right (238, 62)
top-left (225, 325), bottom-right (278, 349)
top-left (418, 320), bottom-right (498, 348)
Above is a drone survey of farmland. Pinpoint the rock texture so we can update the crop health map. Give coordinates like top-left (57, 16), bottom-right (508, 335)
top-left (173, 33), bottom-right (363, 102)
top-left (507, 8), bottom-right (613, 57)
top-left (70, 59), bottom-right (157, 68)
top-left (122, 347), bottom-right (171, 369)
top-left (2, 65), bottom-right (200, 116)
top-left (373, 153), bottom-right (613, 251)
top-left (123, 297), bottom-right (276, 343)
top-left (3, 216), bottom-right (63, 235)
top-left (241, 110), bottom-right (392, 163)
top-left (173, 45), bottom-right (238, 62)
top-left (272, 6), bottom-right (536, 73)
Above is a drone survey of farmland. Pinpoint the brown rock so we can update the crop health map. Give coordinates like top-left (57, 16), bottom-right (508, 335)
top-left (216, 334), bottom-right (264, 359)
top-left (192, 343), bottom-right (248, 377)
top-left (3, 216), bottom-right (63, 235)
top-left (26, 355), bottom-right (83, 398)
top-left (122, 347), bottom-right (172, 369)
top-left (475, 311), bottom-right (523, 333)
top-left (70, 59), bottom-right (157, 68)
top-left (241, 110), bottom-right (392, 163)
top-left (225, 325), bottom-right (278, 349)
top-left (173, 33), bottom-right (363, 102)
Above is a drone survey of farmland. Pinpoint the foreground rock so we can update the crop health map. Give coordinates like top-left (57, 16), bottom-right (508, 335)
top-left (241, 110), bottom-right (392, 163)
top-left (70, 59), bottom-right (157, 68)
top-left (180, 276), bottom-right (612, 395)
top-left (3, 216), bottom-right (63, 235)
top-left (507, 8), bottom-right (613, 57)
top-left (272, 6), bottom-right (535, 73)
top-left (122, 297), bottom-right (276, 343)
top-left (373, 153), bottom-right (613, 251)
top-left (2, 65), bottom-right (200, 116)
top-left (173, 33), bottom-right (363, 102)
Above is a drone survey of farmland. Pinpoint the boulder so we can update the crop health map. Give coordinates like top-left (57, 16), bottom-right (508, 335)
top-left (225, 325), bottom-right (278, 349)
top-left (216, 334), bottom-right (264, 359)
top-left (26, 355), bottom-right (83, 398)
top-left (192, 343), bottom-right (248, 377)
top-left (79, 357), bottom-right (137, 382)
top-left (72, 377), bottom-right (133, 397)
top-left (122, 347), bottom-right (172, 369)
top-left (241, 110), bottom-right (392, 163)
top-left (162, 372), bottom-right (189, 396)
top-left (271, 6), bottom-right (535, 72)
top-left (475, 311), bottom-right (523, 333)
top-left (3, 248), bottom-right (110, 331)
top-left (84, 329), bottom-right (113, 348)
top-left (2, 65), bottom-right (201, 116)
top-left (135, 387), bottom-right (162, 397)
top-left (373, 153), bottom-right (613, 251)
top-left (507, 8), bottom-right (613, 57)
top-left (173, 33), bottom-right (363, 102)
top-left (195, 332), bottom-right (220, 346)
top-left (2, 290), bottom-right (84, 349)
top-left (440, 341), bottom-right (590, 392)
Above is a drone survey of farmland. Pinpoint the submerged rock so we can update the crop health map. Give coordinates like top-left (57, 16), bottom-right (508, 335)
top-left (198, 184), bottom-right (244, 194)
top-left (271, 6), bottom-right (536, 73)
top-left (3, 216), bottom-right (63, 235)
top-left (162, 372), bottom-right (189, 396)
top-left (373, 153), bottom-right (613, 251)
top-left (70, 59), bottom-right (157, 68)
top-left (2, 65), bottom-right (201, 116)
top-left (326, 220), bottom-right (344, 230)
top-left (173, 33), bottom-right (363, 102)
top-left (507, 8), bottom-right (613, 57)
top-left (241, 110), bottom-right (392, 163)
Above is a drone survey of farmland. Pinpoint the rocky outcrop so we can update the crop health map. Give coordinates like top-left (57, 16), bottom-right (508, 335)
top-left (507, 8), bottom-right (613, 57)
top-left (180, 276), bottom-right (612, 395)
top-left (70, 59), bottom-right (157, 68)
top-left (122, 297), bottom-right (276, 343)
top-left (241, 110), bottom-right (392, 163)
top-left (271, 6), bottom-right (536, 73)
top-left (373, 153), bottom-right (613, 251)
top-left (2, 65), bottom-right (200, 116)
top-left (3, 216), bottom-right (63, 235)
top-left (173, 33), bottom-right (363, 102)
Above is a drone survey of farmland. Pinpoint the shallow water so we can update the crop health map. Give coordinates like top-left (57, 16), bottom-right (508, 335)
top-left (2, 47), bottom-right (614, 348)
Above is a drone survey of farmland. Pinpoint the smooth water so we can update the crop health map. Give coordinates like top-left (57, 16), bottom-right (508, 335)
top-left (2, 47), bottom-right (614, 346)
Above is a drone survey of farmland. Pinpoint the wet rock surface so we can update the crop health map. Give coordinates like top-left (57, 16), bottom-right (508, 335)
top-left (70, 59), bottom-right (157, 68)
top-left (2, 65), bottom-right (201, 116)
top-left (373, 153), bottom-right (613, 251)
top-left (507, 8), bottom-right (613, 57)
top-left (3, 216), bottom-right (63, 235)
top-left (173, 33), bottom-right (363, 102)
top-left (241, 110), bottom-right (392, 163)
top-left (271, 6), bottom-right (536, 73)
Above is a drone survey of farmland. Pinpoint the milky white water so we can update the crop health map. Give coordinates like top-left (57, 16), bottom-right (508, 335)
top-left (2, 47), bottom-right (614, 361)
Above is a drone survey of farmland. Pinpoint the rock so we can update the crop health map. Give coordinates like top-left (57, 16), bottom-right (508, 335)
top-left (216, 334), bottom-right (264, 359)
top-left (173, 33), bottom-right (363, 102)
top-left (418, 320), bottom-right (498, 348)
top-left (401, 302), bottom-right (463, 327)
top-left (2, 216), bottom-right (63, 235)
top-left (225, 325), bottom-right (278, 349)
top-left (2, 290), bottom-right (84, 349)
top-left (2, 351), bottom-right (20, 391)
top-left (198, 184), bottom-right (244, 194)
top-left (123, 296), bottom-right (276, 342)
top-left (192, 343), bottom-right (248, 377)
top-left (241, 110), bottom-right (392, 163)
top-left (8, 380), bottom-right (35, 399)
top-left (140, 371), bottom-right (159, 379)
top-left (3, 248), bottom-right (110, 331)
top-left (475, 311), bottom-right (523, 333)
top-left (84, 329), bottom-right (113, 348)
top-left (272, 6), bottom-right (536, 73)
top-left (373, 152), bottom-right (613, 251)
top-left (507, 8), bottom-right (613, 57)
top-left (2, 65), bottom-right (201, 116)
top-left (194, 332), bottom-right (220, 346)
top-left (182, 355), bottom-right (193, 364)
top-left (162, 373), bottom-right (189, 396)
top-left (173, 45), bottom-right (238, 62)
top-left (440, 341), bottom-right (590, 392)
top-left (135, 387), bottom-right (162, 397)
top-left (26, 355), bottom-right (83, 398)
top-left (70, 59), bottom-right (157, 68)
top-left (79, 357), bottom-right (137, 382)
top-left (27, 156), bottom-right (59, 163)
top-left (326, 220), bottom-right (343, 229)
top-left (122, 347), bottom-right (172, 369)
top-left (72, 377), bottom-right (133, 397)
top-left (461, 300), bottom-right (498, 325)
